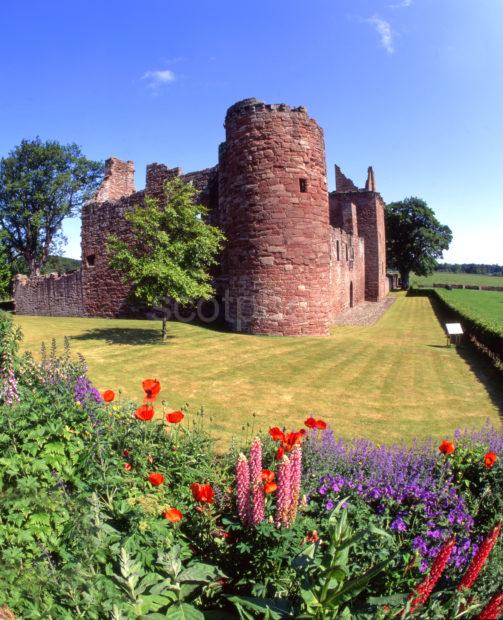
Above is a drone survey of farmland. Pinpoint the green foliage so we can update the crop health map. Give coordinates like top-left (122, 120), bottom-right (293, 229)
top-left (385, 197), bottom-right (452, 289)
top-left (0, 310), bottom-right (21, 361)
top-left (0, 241), bottom-right (11, 297)
top-left (431, 288), bottom-right (503, 362)
top-left (0, 138), bottom-right (103, 274)
top-left (1, 325), bottom-right (502, 618)
top-left (229, 501), bottom-right (390, 619)
top-left (107, 176), bottom-right (225, 339)
top-left (41, 254), bottom-right (81, 274)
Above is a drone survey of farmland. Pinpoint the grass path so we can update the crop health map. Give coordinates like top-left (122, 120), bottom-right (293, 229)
top-left (15, 293), bottom-right (502, 446)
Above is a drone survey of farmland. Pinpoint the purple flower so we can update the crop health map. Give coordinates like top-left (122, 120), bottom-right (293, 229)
top-left (391, 517), bottom-right (408, 533)
top-left (326, 499), bottom-right (335, 511)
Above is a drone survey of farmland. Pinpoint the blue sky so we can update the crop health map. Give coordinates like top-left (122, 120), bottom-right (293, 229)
top-left (1, 0), bottom-right (502, 263)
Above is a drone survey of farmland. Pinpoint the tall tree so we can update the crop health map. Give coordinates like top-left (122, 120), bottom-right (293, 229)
top-left (107, 177), bottom-right (225, 340)
top-left (385, 197), bottom-right (452, 289)
top-left (0, 138), bottom-right (103, 275)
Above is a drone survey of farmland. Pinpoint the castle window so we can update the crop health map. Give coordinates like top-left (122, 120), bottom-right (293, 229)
top-left (336, 240), bottom-right (340, 261)
top-left (345, 245), bottom-right (349, 261)
top-left (299, 178), bottom-right (308, 193)
top-left (86, 254), bottom-right (96, 267)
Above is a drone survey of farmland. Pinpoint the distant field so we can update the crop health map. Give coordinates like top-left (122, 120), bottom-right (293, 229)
top-left (411, 272), bottom-right (503, 287)
top-left (434, 288), bottom-right (503, 329)
top-left (14, 293), bottom-right (502, 448)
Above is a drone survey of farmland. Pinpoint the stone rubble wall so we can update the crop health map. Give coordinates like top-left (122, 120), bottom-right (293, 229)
top-left (14, 271), bottom-right (84, 316)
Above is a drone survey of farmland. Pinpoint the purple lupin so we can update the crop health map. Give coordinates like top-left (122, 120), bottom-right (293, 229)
top-left (289, 445), bottom-right (302, 524)
top-left (275, 456), bottom-right (292, 528)
top-left (236, 453), bottom-right (251, 525)
top-left (250, 437), bottom-right (265, 525)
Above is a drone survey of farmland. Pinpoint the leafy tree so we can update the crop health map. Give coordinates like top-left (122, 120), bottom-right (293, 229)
top-left (385, 197), bottom-right (452, 289)
top-left (41, 255), bottom-right (81, 274)
top-left (107, 177), bottom-right (225, 340)
top-left (0, 138), bottom-right (103, 275)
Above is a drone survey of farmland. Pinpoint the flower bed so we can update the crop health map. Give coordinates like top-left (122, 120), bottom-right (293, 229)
top-left (0, 311), bottom-right (502, 619)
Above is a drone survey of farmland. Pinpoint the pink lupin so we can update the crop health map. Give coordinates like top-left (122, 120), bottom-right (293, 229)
top-left (236, 453), bottom-right (251, 525)
top-left (289, 445), bottom-right (302, 524)
top-left (250, 437), bottom-right (265, 525)
top-left (275, 456), bottom-right (292, 528)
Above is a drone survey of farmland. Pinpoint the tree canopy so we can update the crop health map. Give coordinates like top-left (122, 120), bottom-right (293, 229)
top-left (0, 138), bottom-right (102, 275)
top-left (107, 177), bottom-right (225, 340)
top-left (385, 197), bottom-right (452, 289)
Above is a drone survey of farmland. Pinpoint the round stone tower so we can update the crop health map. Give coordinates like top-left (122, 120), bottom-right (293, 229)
top-left (218, 98), bottom-right (332, 335)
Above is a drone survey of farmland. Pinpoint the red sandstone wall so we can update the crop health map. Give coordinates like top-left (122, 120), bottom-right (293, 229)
top-left (329, 229), bottom-right (365, 316)
top-left (218, 98), bottom-right (332, 336)
top-left (331, 187), bottom-right (386, 302)
top-left (80, 163), bottom-right (218, 318)
top-left (81, 193), bottom-right (142, 317)
top-left (14, 271), bottom-right (84, 316)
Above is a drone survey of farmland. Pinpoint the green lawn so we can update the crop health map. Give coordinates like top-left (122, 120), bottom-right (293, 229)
top-left (14, 293), bottom-right (502, 447)
top-left (411, 272), bottom-right (503, 287)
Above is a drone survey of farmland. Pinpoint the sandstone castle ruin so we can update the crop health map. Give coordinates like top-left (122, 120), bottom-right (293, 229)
top-left (14, 98), bottom-right (388, 336)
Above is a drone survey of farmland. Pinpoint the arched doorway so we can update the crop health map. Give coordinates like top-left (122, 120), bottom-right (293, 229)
top-left (349, 281), bottom-right (354, 308)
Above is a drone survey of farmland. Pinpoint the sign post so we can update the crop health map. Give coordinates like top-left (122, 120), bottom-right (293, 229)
top-left (445, 323), bottom-right (463, 347)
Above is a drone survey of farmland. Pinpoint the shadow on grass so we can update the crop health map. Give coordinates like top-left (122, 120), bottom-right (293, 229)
top-left (71, 327), bottom-right (173, 346)
top-left (409, 289), bottom-right (503, 417)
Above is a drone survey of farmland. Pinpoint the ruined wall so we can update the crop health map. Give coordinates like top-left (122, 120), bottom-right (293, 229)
top-left (329, 229), bottom-right (365, 316)
top-left (80, 161), bottom-right (217, 318)
top-left (14, 271), bottom-right (84, 316)
top-left (218, 98), bottom-right (332, 336)
top-left (13, 100), bottom-right (389, 333)
top-left (330, 166), bottom-right (387, 302)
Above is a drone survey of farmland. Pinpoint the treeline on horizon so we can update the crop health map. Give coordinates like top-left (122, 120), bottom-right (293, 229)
top-left (436, 263), bottom-right (503, 276)
top-left (13, 255), bottom-right (81, 276)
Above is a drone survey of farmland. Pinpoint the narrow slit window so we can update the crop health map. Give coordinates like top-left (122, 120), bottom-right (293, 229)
top-left (336, 240), bottom-right (340, 261)
top-left (299, 178), bottom-right (308, 193)
top-left (345, 245), bottom-right (349, 261)
top-left (86, 254), bottom-right (96, 267)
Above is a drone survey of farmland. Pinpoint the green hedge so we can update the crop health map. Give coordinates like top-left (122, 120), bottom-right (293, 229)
top-left (413, 288), bottom-right (503, 362)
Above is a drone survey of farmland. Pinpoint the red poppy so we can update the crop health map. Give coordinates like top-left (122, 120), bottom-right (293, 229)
top-left (314, 419), bottom-right (327, 430)
top-left (284, 431), bottom-right (304, 452)
top-left (269, 427), bottom-right (285, 443)
top-left (276, 446), bottom-right (285, 460)
top-left (123, 449), bottom-right (130, 458)
top-left (264, 481), bottom-right (278, 494)
top-left (148, 472), bottom-right (165, 486)
top-left (142, 379), bottom-right (161, 402)
top-left (135, 404), bottom-right (154, 421)
top-left (484, 452), bottom-right (497, 469)
top-left (102, 390), bottom-right (115, 402)
top-left (304, 417), bottom-right (317, 428)
top-left (163, 508), bottom-right (182, 522)
top-left (261, 469), bottom-right (275, 483)
top-left (123, 462), bottom-right (132, 472)
top-left (439, 440), bottom-right (455, 455)
top-left (191, 482), bottom-right (214, 504)
top-left (305, 530), bottom-right (319, 543)
top-left (166, 410), bottom-right (184, 424)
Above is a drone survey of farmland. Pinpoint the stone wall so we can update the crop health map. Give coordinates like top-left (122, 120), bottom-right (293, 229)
top-left (330, 165), bottom-right (387, 303)
top-left (80, 162), bottom-right (218, 318)
top-left (13, 98), bottom-right (389, 335)
top-left (218, 98), bottom-right (332, 335)
top-left (329, 229), bottom-right (365, 316)
top-left (14, 271), bottom-right (84, 316)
